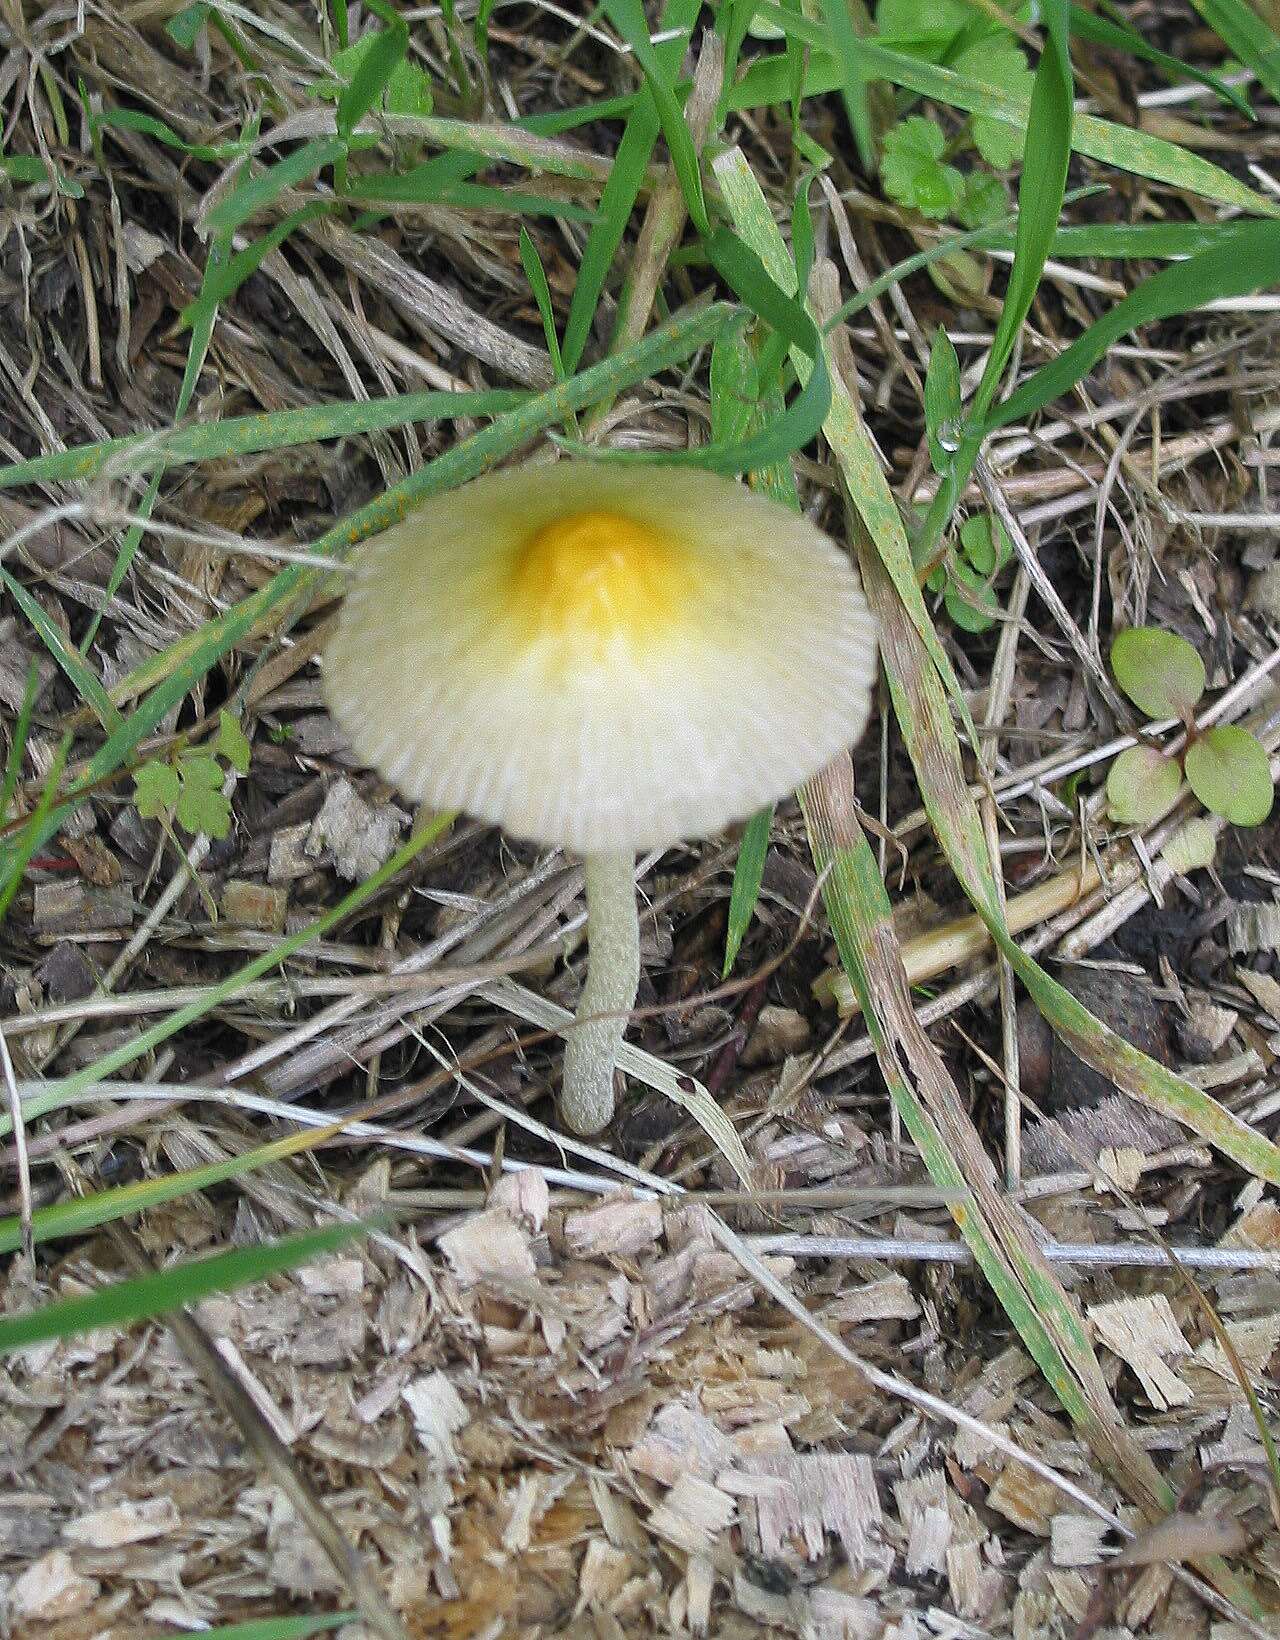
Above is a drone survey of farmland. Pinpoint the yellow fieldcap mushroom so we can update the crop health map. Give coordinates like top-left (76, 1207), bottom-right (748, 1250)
top-left (324, 462), bottom-right (877, 1136)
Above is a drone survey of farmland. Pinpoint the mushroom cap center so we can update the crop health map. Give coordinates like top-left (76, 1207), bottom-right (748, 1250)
top-left (510, 508), bottom-right (692, 649)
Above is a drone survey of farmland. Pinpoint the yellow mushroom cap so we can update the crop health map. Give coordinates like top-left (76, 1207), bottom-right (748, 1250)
top-left (323, 462), bottom-right (877, 855)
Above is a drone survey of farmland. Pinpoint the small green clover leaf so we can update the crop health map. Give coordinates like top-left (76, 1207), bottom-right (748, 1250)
top-left (955, 170), bottom-right (1007, 229)
top-left (1106, 745), bottom-right (1182, 827)
top-left (944, 559), bottom-right (1000, 633)
top-left (1185, 727), bottom-right (1274, 827)
top-left (1111, 628), bottom-right (1206, 722)
top-left (133, 760), bottom-right (181, 819)
top-left (929, 513), bottom-right (1011, 633)
top-left (175, 756), bottom-right (232, 839)
top-left (133, 724), bottom-right (248, 840)
top-left (875, 0), bottom-right (1034, 52)
top-left (875, 0), bottom-right (970, 41)
top-left (954, 41), bottom-right (1033, 168)
top-left (318, 34), bottom-right (433, 118)
top-left (217, 710), bottom-right (252, 774)
top-left (882, 116), bottom-right (963, 219)
top-left (959, 512), bottom-right (1011, 577)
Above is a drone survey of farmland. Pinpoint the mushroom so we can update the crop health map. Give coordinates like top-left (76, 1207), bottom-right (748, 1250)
top-left (323, 462), bottom-right (877, 1135)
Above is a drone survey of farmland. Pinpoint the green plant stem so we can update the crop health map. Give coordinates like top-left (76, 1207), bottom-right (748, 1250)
top-left (561, 851), bottom-right (640, 1136)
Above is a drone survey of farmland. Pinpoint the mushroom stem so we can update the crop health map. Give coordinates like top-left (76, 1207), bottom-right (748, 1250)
top-left (561, 849), bottom-right (641, 1135)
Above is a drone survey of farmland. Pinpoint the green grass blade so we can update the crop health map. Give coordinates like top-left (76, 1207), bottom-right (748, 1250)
top-left (561, 0), bottom-right (701, 373)
top-left (923, 328), bottom-right (961, 472)
top-left (519, 227), bottom-right (567, 380)
top-left (180, 202), bottom-right (330, 332)
top-left (556, 235), bottom-right (833, 471)
top-left (713, 145), bottom-right (980, 754)
top-left (599, 0), bottom-right (708, 234)
top-left (166, 4), bottom-right (212, 50)
top-left (801, 769), bottom-right (1170, 1513)
top-left (0, 661), bottom-right (39, 826)
top-left (971, 0), bottom-right (1072, 425)
top-left (0, 1220), bottom-right (369, 1355)
top-left (1070, 4), bottom-right (1252, 115)
top-left (0, 388), bottom-right (527, 489)
top-left (723, 807), bottom-right (772, 976)
top-left (561, 106), bottom-right (659, 373)
top-left (345, 171), bottom-right (596, 219)
top-left (1189, 0), bottom-right (1280, 105)
top-left (817, 0), bottom-right (874, 172)
top-left (973, 220), bottom-right (1232, 260)
top-left (143, 1619), bottom-right (352, 1640)
top-left (335, 10), bottom-right (407, 138)
top-left (707, 319), bottom-right (791, 978)
top-left (0, 1123), bottom-right (348, 1256)
top-left (987, 220), bottom-right (1280, 432)
top-left (700, 229), bottom-right (831, 469)
top-left (203, 137), bottom-right (346, 236)
top-left (0, 568), bottom-right (122, 731)
top-left (911, 0), bottom-right (1072, 567)
top-left (87, 104), bottom-right (255, 161)
top-left (0, 735), bottom-right (68, 928)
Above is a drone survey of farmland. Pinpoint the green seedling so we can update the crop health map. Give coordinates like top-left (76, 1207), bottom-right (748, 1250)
top-left (1106, 628), bottom-right (1273, 830)
top-left (926, 511), bottom-right (1013, 632)
top-left (314, 25), bottom-right (433, 123)
top-left (133, 711), bottom-right (252, 841)
top-left (874, 0), bottom-right (1033, 227)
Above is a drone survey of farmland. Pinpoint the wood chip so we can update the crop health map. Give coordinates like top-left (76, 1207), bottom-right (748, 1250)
top-left (575, 1537), bottom-right (635, 1615)
top-left (268, 822), bottom-right (314, 884)
top-left (63, 1496), bottom-right (180, 1548)
top-left (1177, 995), bottom-right (1239, 1061)
top-left (12, 1549), bottom-right (99, 1620)
top-left (986, 1460), bottom-right (1061, 1537)
top-left (491, 1167), bottom-right (550, 1230)
top-left (438, 1207), bottom-right (537, 1287)
top-left (630, 1402), bottom-right (733, 1486)
top-left (306, 776), bottom-right (407, 881)
top-left (1189, 1310), bottom-right (1280, 1397)
top-left (822, 1274), bottom-right (921, 1326)
top-left (403, 1371), bottom-right (470, 1468)
top-left (1095, 1144), bottom-right (1144, 1192)
top-left (564, 1196), bottom-right (663, 1258)
top-left (1221, 1198), bottom-right (1280, 1250)
top-left (647, 1472), bottom-right (736, 1555)
top-left (740, 1004), bottom-right (810, 1066)
top-left (810, 1587), bottom-right (883, 1638)
top-left (743, 1451), bottom-right (888, 1573)
top-left (684, 1553), bottom-right (715, 1635)
top-left (32, 880), bottom-right (134, 934)
top-left (1089, 1294), bottom-right (1193, 1409)
top-left (221, 878), bottom-right (287, 932)
top-left (1050, 1512), bottom-right (1110, 1567)
top-left (946, 1536), bottom-right (1000, 1621)
top-left (905, 1501), bottom-right (952, 1578)
top-left (1228, 902), bottom-right (1280, 955)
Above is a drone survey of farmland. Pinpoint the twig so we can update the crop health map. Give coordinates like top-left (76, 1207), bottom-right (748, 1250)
top-left (748, 1233), bottom-right (1280, 1271)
